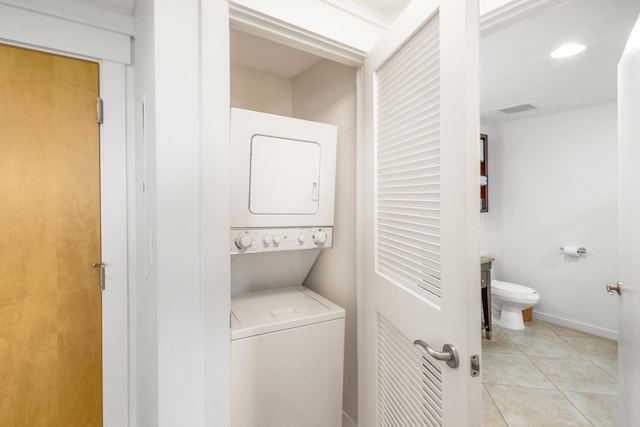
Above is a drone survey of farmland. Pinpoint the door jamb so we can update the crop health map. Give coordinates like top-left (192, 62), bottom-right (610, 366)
top-left (227, 1), bottom-right (559, 424)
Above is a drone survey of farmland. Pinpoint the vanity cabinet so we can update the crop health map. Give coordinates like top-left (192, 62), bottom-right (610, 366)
top-left (481, 257), bottom-right (494, 339)
top-left (480, 134), bottom-right (488, 212)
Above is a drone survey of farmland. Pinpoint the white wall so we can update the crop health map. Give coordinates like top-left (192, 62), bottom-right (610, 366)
top-left (133, 0), bottom-right (158, 424)
top-left (230, 64), bottom-right (293, 115)
top-left (293, 59), bottom-right (358, 424)
top-left (482, 103), bottom-right (619, 339)
top-left (133, 0), bottom-right (231, 425)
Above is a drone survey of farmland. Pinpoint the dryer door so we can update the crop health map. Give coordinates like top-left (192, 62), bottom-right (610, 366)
top-left (249, 135), bottom-right (320, 215)
top-left (230, 108), bottom-right (337, 228)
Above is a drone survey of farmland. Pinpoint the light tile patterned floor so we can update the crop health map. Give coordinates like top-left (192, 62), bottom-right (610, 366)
top-left (482, 320), bottom-right (618, 427)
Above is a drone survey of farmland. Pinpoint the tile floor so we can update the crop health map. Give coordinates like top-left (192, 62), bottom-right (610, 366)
top-left (482, 320), bottom-right (618, 427)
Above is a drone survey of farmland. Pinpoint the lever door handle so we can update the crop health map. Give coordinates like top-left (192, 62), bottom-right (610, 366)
top-left (606, 281), bottom-right (622, 295)
top-left (414, 339), bottom-right (460, 368)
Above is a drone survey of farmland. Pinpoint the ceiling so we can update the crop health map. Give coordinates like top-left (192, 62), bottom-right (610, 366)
top-left (319, 0), bottom-right (411, 27)
top-left (230, 30), bottom-right (324, 78)
top-left (481, 0), bottom-right (640, 123)
top-left (229, 0), bottom-right (640, 124)
top-left (74, 0), bottom-right (640, 124)
top-left (227, 0), bottom-right (410, 77)
top-left (72, 0), bottom-right (410, 23)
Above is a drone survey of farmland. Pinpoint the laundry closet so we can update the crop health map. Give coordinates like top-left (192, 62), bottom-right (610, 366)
top-left (228, 29), bottom-right (359, 426)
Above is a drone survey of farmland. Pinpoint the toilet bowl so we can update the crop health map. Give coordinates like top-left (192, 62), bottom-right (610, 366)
top-left (491, 280), bottom-right (540, 330)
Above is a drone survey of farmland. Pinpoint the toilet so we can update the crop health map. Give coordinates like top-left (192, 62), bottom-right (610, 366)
top-left (491, 280), bottom-right (540, 330)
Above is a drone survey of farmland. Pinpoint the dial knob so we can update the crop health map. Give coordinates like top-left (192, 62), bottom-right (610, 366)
top-left (314, 230), bottom-right (328, 245)
top-left (272, 234), bottom-right (282, 246)
top-left (262, 235), bottom-right (272, 246)
top-left (235, 234), bottom-right (252, 250)
top-left (298, 233), bottom-right (307, 244)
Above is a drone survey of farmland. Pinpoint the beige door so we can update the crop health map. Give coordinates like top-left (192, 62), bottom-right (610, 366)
top-left (0, 43), bottom-right (102, 426)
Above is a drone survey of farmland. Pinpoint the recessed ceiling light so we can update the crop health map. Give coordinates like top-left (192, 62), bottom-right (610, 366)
top-left (550, 43), bottom-right (586, 58)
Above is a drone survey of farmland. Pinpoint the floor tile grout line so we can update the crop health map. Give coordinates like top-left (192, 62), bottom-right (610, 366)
top-left (526, 323), bottom-right (599, 396)
top-left (490, 329), bottom-right (563, 392)
top-left (527, 354), bottom-right (619, 391)
top-left (523, 350), bottom-right (561, 393)
top-left (483, 383), bottom-right (510, 427)
top-left (534, 322), bottom-right (619, 384)
top-left (558, 389), bottom-right (598, 427)
top-left (482, 320), bottom-right (618, 427)
top-left (484, 383), bottom-right (594, 427)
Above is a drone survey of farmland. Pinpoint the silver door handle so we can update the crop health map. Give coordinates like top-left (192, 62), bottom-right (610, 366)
top-left (606, 281), bottom-right (622, 295)
top-left (414, 340), bottom-right (460, 368)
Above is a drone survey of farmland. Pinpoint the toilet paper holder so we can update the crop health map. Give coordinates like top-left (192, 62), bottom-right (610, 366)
top-left (560, 246), bottom-right (587, 255)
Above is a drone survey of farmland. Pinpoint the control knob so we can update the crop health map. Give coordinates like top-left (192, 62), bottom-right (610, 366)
top-left (272, 234), bottom-right (282, 246)
top-left (262, 235), bottom-right (272, 247)
top-left (298, 233), bottom-right (307, 244)
top-left (235, 234), bottom-right (252, 250)
top-left (314, 230), bottom-right (328, 245)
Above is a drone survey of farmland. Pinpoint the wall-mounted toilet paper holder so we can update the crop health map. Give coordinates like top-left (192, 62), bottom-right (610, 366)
top-left (560, 246), bottom-right (587, 255)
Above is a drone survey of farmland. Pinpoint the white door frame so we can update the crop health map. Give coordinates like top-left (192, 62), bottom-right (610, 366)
top-left (0, 4), bottom-right (131, 426)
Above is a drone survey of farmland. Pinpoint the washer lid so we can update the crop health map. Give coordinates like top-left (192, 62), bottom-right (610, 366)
top-left (492, 280), bottom-right (537, 294)
top-left (231, 286), bottom-right (345, 340)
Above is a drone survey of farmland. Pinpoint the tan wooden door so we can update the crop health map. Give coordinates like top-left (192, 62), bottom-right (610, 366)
top-left (0, 43), bottom-right (102, 426)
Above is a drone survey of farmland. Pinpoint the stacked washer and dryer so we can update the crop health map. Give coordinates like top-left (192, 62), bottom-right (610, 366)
top-left (229, 108), bottom-right (345, 427)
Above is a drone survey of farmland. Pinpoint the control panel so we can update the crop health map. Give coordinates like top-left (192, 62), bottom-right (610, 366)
top-left (230, 227), bottom-right (333, 254)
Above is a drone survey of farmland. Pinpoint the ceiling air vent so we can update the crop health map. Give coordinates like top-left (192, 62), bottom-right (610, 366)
top-left (495, 102), bottom-right (543, 114)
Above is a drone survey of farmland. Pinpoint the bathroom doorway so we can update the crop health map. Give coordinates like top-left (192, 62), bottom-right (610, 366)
top-left (478, 0), bottom-right (640, 425)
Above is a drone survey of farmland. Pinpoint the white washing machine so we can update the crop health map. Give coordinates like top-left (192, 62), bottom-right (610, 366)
top-left (231, 286), bottom-right (345, 427)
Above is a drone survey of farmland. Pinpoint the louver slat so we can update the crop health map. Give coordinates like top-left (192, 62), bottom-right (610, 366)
top-left (379, 162), bottom-right (439, 176)
top-left (378, 314), bottom-right (443, 426)
top-left (376, 30), bottom-right (439, 98)
top-left (378, 79), bottom-right (439, 121)
top-left (378, 137), bottom-right (439, 160)
top-left (378, 237), bottom-right (441, 271)
top-left (378, 210), bottom-right (439, 226)
top-left (376, 10), bottom-right (441, 303)
top-left (378, 230), bottom-right (440, 255)
top-left (379, 155), bottom-right (439, 175)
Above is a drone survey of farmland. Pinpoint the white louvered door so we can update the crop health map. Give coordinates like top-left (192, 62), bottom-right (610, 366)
top-left (362, 1), bottom-right (481, 425)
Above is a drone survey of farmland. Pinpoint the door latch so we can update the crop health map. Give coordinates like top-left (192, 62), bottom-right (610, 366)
top-left (470, 354), bottom-right (480, 377)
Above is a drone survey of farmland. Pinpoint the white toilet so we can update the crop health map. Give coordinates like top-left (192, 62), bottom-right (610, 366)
top-left (491, 280), bottom-right (540, 330)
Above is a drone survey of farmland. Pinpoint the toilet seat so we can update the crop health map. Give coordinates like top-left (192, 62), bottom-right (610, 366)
top-left (492, 280), bottom-right (538, 299)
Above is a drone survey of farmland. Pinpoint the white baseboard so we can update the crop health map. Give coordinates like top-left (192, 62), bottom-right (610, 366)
top-left (534, 311), bottom-right (618, 341)
top-left (342, 411), bottom-right (357, 427)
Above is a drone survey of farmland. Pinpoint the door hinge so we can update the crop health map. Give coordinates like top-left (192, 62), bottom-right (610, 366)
top-left (470, 354), bottom-right (480, 377)
top-left (92, 262), bottom-right (106, 291)
top-left (96, 97), bottom-right (104, 124)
